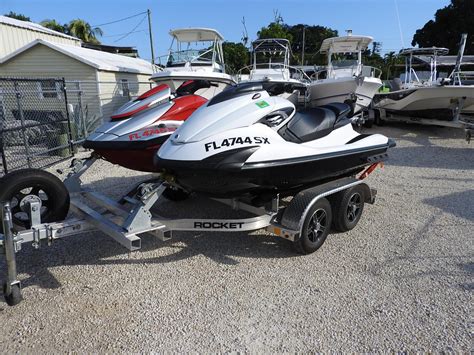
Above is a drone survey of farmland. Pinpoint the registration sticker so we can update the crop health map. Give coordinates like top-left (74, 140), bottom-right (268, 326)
top-left (255, 100), bottom-right (269, 108)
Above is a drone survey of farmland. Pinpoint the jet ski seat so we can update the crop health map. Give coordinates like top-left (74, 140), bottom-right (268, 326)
top-left (279, 103), bottom-right (352, 143)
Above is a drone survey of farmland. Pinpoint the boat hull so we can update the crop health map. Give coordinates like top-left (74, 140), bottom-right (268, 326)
top-left (373, 86), bottom-right (474, 120)
top-left (308, 76), bottom-right (382, 114)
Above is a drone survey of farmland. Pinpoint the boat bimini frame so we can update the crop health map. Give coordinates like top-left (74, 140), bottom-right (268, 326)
top-left (0, 156), bottom-right (380, 306)
top-left (160, 28), bottom-right (226, 72)
top-left (237, 38), bottom-right (311, 83)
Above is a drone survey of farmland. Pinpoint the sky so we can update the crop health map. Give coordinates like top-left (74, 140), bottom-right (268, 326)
top-left (1, 0), bottom-right (451, 63)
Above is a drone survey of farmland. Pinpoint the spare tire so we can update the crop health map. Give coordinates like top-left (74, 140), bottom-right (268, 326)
top-left (0, 169), bottom-right (70, 231)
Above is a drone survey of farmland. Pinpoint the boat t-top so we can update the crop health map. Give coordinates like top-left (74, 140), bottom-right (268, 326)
top-left (151, 28), bottom-right (235, 98)
top-left (237, 38), bottom-right (311, 105)
top-left (372, 46), bottom-right (474, 121)
top-left (308, 32), bottom-right (382, 115)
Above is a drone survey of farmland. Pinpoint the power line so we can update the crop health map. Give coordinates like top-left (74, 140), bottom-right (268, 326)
top-left (114, 15), bottom-right (147, 43)
top-left (92, 11), bottom-right (147, 27)
top-left (102, 29), bottom-right (147, 38)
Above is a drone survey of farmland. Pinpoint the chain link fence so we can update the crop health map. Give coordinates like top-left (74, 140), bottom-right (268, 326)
top-left (0, 77), bottom-right (153, 176)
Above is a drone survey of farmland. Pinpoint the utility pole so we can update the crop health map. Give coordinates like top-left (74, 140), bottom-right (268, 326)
top-left (147, 9), bottom-right (155, 65)
top-left (301, 26), bottom-right (306, 66)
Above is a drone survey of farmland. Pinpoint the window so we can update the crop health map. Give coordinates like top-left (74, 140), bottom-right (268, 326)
top-left (121, 79), bottom-right (130, 98)
top-left (37, 80), bottom-right (62, 99)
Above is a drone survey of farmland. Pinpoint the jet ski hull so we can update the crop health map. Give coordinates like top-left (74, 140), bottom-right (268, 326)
top-left (157, 141), bottom-right (393, 197)
top-left (83, 92), bottom-right (207, 172)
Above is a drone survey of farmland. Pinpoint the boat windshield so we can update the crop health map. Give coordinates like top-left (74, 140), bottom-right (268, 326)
top-left (331, 54), bottom-right (358, 69)
top-left (255, 51), bottom-right (286, 67)
top-left (167, 48), bottom-right (213, 66)
top-left (166, 40), bottom-right (220, 67)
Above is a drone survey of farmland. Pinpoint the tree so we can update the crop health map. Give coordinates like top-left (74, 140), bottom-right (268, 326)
top-left (257, 11), bottom-right (293, 43)
top-left (412, 0), bottom-right (474, 53)
top-left (257, 12), bottom-right (338, 66)
top-left (382, 52), bottom-right (402, 80)
top-left (223, 42), bottom-right (249, 75)
top-left (40, 19), bottom-right (68, 34)
top-left (4, 11), bottom-right (30, 21)
top-left (258, 22), bottom-right (293, 42)
top-left (68, 19), bottom-right (103, 44)
top-left (288, 24), bottom-right (338, 65)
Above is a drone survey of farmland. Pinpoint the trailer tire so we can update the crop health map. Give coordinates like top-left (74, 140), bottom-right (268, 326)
top-left (374, 109), bottom-right (384, 126)
top-left (332, 185), bottom-right (365, 232)
top-left (363, 118), bottom-right (373, 128)
top-left (294, 197), bottom-right (332, 255)
top-left (0, 169), bottom-right (70, 231)
top-left (3, 282), bottom-right (22, 306)
top-left (162, 186), bottom-right (190, 201)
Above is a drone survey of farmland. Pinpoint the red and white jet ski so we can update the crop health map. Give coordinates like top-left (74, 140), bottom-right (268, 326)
top-left (83, 80), bottom-right (226, 172)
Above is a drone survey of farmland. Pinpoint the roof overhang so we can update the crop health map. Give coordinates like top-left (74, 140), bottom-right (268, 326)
top-left (0, 15), bottom-right (80, 42)
top-left (169, 28), bottom-right (224, 42)
top-left (320, 35), bottom-right (373, 54)
top-left (0, 39), bottom-right (155, 74)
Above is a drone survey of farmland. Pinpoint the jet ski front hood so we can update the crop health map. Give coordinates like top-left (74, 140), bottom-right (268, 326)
top-left (170, 91), bottom-right (277, 144)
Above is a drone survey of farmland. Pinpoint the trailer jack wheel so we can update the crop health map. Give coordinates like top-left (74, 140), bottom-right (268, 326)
top-left (3, 282), bottom-right (22, 306)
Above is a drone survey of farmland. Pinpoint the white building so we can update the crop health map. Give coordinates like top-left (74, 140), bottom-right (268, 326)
top-left (0, 15), bottom-right (81, 58)
top-left (0, 39), bottom-right (155, 122)
top-left (0, 16), bottom-right (157, 126)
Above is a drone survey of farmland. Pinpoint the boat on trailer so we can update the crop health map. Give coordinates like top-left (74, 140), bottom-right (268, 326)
top-left (151, 27), bottom-right (236, 97)
top-left (237, 38), bottom-right (311, 105)
top-left (307, 32), bottom-right (382, 115)
top-left (372, 47), bottom-right (474, 121)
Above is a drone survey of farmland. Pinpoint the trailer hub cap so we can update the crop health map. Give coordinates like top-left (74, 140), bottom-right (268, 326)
top-left (347, 193), bottom-right (362, 222)
top-left (11, 188), bottom-right (50, 223)
top-left (307, 208), bottom-right (327, 243)
top-left (19, 195), bottom-right (42, 213)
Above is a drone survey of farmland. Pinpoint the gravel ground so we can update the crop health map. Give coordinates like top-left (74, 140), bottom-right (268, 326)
top-left (0, 123), bottom-right (472, 352)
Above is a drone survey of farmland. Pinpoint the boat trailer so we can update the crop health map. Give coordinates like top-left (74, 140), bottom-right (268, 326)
top-left (0, 157), bottom-right (379, 306)
top-left (364, 105), bottom-right (474, 142)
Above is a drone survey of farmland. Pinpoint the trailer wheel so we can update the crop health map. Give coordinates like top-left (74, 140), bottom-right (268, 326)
top-left (332, 185), bottom-right (365, 232)
top-left (0, 169), bottom-right (70, 231)
top-left (3, 282), bottom-right (22, 306)
top-left (373, 109), bottom-right (384, 126)
top-left (162, 186), bottom-right (190, 201)
top-left (294, 197), bottom-right (332, 255)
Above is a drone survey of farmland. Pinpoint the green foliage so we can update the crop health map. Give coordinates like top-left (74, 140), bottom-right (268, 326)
top-left (382, 51), bottom-right (404, 80)
top-left (289, 24), bottom-right (338, 65)
top-left (412, 0), bottom-right (474, 53)
top-left (40, 19), bottom-right (68, 34)
top-left (257, 22), bottom-right (293, 43)
top-left (68, 19), bottom-right (103, 44)
top-left (257, 12), bottom-right (293, 43)
top-left (223, 42), bottom-right (249, 75)
top-left (4, 11), bottom-right (30, 21)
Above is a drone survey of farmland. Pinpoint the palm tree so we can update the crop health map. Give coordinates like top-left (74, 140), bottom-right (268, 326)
top-left (67, 19), bottom-right (103, 44)
top-left (383, 52), bottom-right (397, 80)
top-left (40, 19), bottom-right (67, 33)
